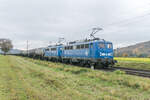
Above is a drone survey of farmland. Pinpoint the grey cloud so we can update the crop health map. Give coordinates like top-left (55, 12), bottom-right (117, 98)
top-left (0, 0), bottom-right (150, 49)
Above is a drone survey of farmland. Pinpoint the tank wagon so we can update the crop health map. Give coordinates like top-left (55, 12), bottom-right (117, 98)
top-left (34, 48), bottom-right (45, 59)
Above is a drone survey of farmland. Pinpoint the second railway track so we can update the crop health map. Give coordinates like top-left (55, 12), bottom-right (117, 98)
top-left (112, 67), bottom-right (150, 78)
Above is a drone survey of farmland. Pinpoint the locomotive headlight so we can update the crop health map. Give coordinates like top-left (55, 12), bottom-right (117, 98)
top-left (100, 52), bottom-right (113, 56)
top-left (100, 52), bottom-right (106, 56)
top-left (85, 51), bottom-right (88, 56)
top-left (108, 53), bottom-right (113, 56)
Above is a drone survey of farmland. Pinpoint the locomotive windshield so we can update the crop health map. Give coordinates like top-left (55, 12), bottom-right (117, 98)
top-left (107, 43), bottom-right (112, 49)
top-left (99, 43), bottom-right (113, 49)
top-left (99, 43), bottom-right (105, 48)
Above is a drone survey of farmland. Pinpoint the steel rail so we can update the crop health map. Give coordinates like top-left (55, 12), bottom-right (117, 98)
top-left (112, 67), bottom-right (150, 78)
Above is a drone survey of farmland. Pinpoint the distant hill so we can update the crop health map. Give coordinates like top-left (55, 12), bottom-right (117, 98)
top-left (0, 49), bottom-right (21, 55)
top-left (114, 41), bottom-right (150, 57)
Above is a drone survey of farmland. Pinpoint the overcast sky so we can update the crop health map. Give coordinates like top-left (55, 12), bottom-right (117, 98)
top-left (0, 0), bottom-right (150, 49)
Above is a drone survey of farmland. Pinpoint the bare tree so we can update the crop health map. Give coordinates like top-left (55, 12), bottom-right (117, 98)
top-left (0, 39), bottom-right (13, 55)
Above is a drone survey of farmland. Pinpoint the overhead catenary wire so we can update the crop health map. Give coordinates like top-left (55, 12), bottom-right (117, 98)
top-left (104, 12), bottom-right (150, 28)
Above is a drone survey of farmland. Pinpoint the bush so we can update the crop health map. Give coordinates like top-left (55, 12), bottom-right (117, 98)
top-left (114, 70), bottom-right (126, 75)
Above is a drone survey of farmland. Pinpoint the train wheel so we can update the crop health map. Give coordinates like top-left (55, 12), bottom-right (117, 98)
top-left (69, 59), bottom-right (73, 65)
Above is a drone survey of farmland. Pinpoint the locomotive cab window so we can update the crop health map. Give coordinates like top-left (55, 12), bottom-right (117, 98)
top-left (99, 43), bottom-right (105, 48)
top-left (107, 43), bottom-right (112, 49)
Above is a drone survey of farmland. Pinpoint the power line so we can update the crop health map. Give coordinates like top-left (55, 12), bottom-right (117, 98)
top-left (105, 12), bottom-right (150, 27)
top-left (27, 40), bottom-right (29, 56)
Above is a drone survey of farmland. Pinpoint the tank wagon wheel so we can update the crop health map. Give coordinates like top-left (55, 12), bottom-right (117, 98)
top-left (61, 59), bottom-right (63, 63)
top-left (46, 58), bottom-right (49, 61)
top-left (102, 64), bottom-right (109, 69)
top-left (69, 59), bottom-right (73, 65)
top-left (56, 58), bottom-right (58, 62)
top-left (62, 59), bottom-right (68, 64)
top-left (79, 61), bottom-right (85, 67)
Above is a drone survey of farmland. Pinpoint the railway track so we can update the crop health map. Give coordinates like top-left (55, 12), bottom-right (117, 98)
top-left (112, 67), bottom-right (150, 78)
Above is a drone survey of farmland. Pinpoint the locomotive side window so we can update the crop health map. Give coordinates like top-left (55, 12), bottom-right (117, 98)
top-left (45, 48), bottom-right (49, 51)
top-left (99, 43), bottom-right (105, 48)
top-left (51, 48), bottom-right (56, 51)
top-left (77, 45), bottom-right (80, 49)
top-left (65, 46), bottom-right (73, 50)
top-left (85, 44), bottom-right (89, 48)
top-left (81, 44), bottom-right (84, 49)
top-left (107, 44), bottom-right (112, 49)
top-left (90, 43), bottom-right (93, 48)
top-left (69, 46), bottom-right (73, 50)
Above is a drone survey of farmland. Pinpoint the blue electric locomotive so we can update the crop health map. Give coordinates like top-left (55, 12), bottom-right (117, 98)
top-left (44, 45), bottom-right (62, 61)
top-left (61, 38), bottom-right (115, 68)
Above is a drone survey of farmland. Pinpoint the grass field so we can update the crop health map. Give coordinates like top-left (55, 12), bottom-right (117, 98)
top-left (115, 57), bottom-right (150, 70)
top-left (0, 55), bottom-right (150, 100)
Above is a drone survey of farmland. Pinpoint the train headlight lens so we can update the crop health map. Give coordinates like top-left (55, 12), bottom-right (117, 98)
top-left (100, 52), bottom-right (106, 56)
top-left (100, 52), bottom-right (113, 56)
top-left (108, 53), bottom-right (113, 56)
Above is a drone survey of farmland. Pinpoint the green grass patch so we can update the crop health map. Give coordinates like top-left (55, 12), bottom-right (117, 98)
top-left (0, 55), bottom-right (150, 100)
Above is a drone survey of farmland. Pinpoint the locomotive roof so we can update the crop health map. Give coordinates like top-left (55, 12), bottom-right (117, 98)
top-left (46, 39), bottom-right (112, 48)
top-left (65, 39), bottom-right (112, 46)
